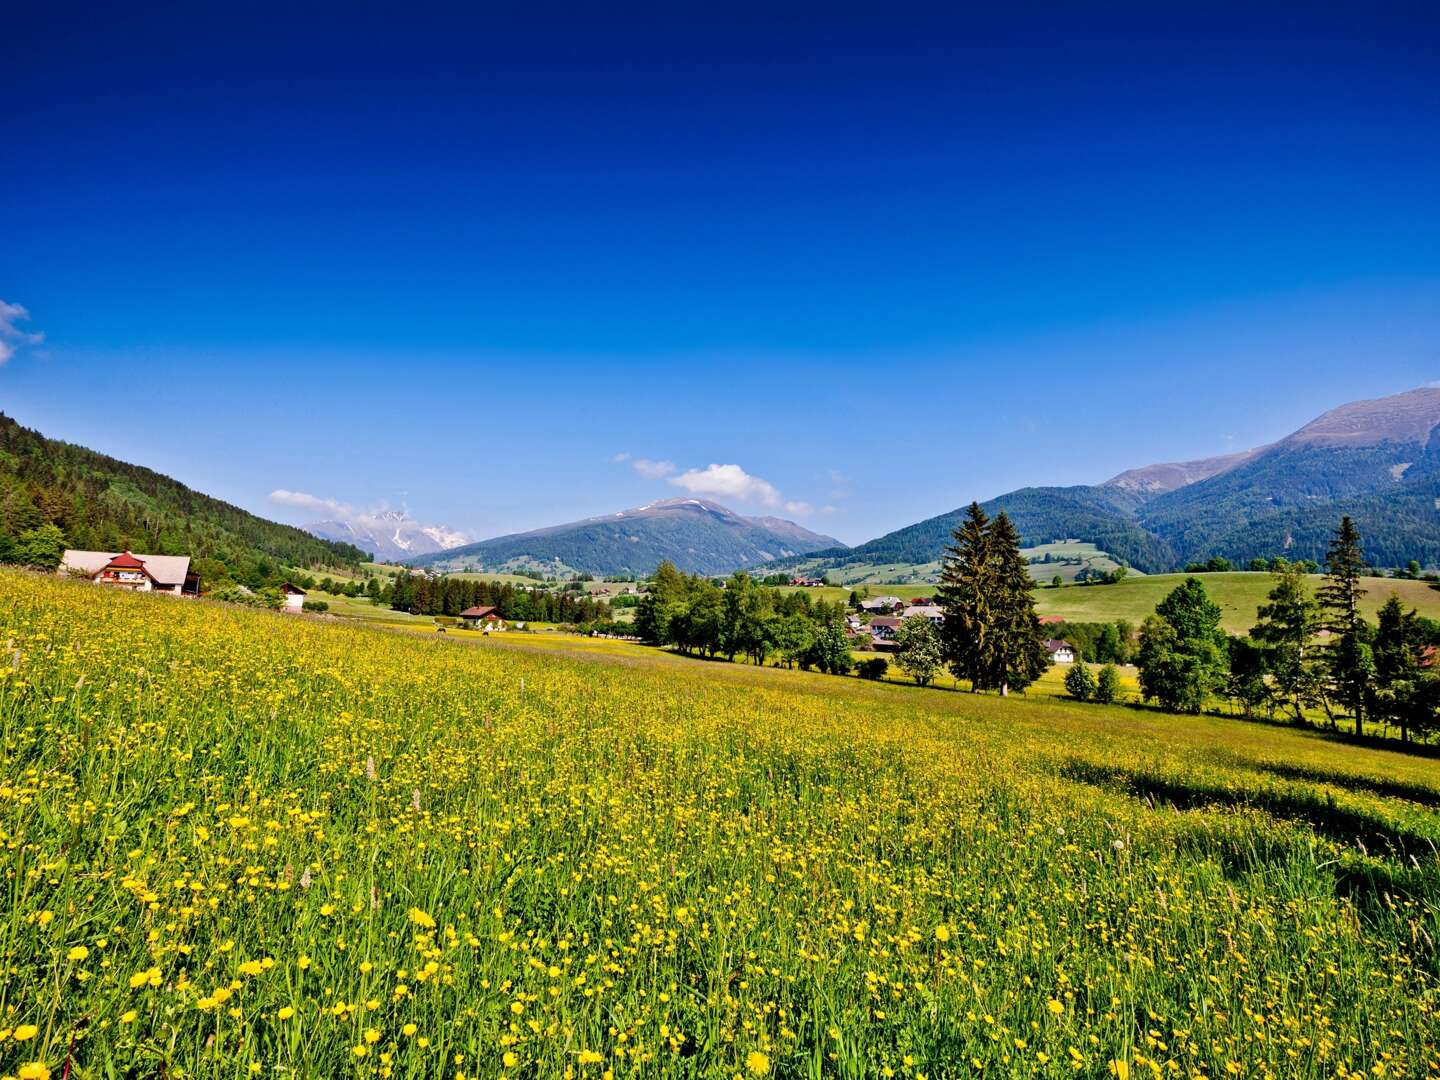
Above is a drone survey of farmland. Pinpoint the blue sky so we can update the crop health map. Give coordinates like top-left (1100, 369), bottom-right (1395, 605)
top-left (3, 5), bottom-right (1438, 546)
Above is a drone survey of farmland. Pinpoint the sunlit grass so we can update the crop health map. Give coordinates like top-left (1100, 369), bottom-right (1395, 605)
top-left (1, 569), bottom-right (1437, 1079)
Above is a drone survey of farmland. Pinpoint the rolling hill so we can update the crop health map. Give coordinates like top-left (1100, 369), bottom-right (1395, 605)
top-left (413, 498), bottom-right (844, 577)
top-left (774, 386), bottom-right (1440, 580)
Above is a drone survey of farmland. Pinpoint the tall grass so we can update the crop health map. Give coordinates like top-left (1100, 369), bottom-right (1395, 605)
top-left (0, 570), bottom-right (1436, 1078)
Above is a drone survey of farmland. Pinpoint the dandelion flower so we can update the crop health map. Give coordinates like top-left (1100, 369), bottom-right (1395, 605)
top-left (19, 1064), bottom-right (51, 1080)
top-left (66, 946), bottom-right (89, 962)
top-left (746, 1050), bottom-right (771, 1075)
top-left (277, 1007), bottom-right (295, 1020)
top-left (408, 907), bottom-right (436, 929)
top-left (13, 1024), bottom-right (39, 1041)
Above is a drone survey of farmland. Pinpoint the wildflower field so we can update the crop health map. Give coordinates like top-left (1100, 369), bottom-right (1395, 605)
top-left (2, 570), bottom-right (1438, 1079)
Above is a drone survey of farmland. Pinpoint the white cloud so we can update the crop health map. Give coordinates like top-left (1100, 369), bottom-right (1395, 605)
top-left (269, 489), bottom-right (353, 516)
top-left (669, 463), bottom-right (811, 516)
top-left (0, 300), bottom-right (45, 366)
top-left (613, 452), bottom-right (676, 479)
top-left (632, 457), bottom-right (676, 479)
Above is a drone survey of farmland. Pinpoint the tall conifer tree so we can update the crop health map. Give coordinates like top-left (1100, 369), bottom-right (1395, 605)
top-left (985, 512), bottom-right (1050, 695)
top-left (936, 503), bottom-right (993, 689)
top-left (937, 504), bottom-right (1049, 694)
top-left (1318, 516), bottom-right (1373, 736)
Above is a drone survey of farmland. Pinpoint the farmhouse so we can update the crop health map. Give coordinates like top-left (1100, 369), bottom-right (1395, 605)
top-left (59, 550), bottom-right (199, 595)
top-left (789, 576), bottom-right (824, 587)
top-left (280, 583), bottom-right (306, 612)
top-left (859, 596), bottom-right (905, 614)
top-left (1045, 639), bottom-right (1077, 664)
top-left (870, 615), bottom-right (903, 640)
top-left (459, 605), bottom-right (507, 631)
top-left (902, 604), bottom-right (945, 626)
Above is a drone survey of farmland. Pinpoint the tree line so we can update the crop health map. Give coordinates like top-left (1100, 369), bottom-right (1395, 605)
top-left (1122, 516), bottom-right (1440, 741)
top-left (634, 563), bottom-right (855, 671)
top-left (389, 574), bottom-right (611, 624)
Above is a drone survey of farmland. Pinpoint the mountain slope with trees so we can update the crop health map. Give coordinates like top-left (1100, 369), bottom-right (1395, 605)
top-left (0, 412), bottom-right (367, 583)
top-left (775, 386), bottom-right (1440, 578)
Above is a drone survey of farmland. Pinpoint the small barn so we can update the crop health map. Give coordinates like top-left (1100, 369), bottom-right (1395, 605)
top-left (280, 583), bottom-right (307, 612)
top-left (459, 605), bottom-right (506, 631)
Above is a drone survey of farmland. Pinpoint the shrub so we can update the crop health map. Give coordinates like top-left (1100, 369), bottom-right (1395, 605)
top-left (1095, 664), bottom-right (1122, 704)
top-left (1064, 662), bottom-right (1096, 701)
top-left (857, 658), bottom-right (889, 680)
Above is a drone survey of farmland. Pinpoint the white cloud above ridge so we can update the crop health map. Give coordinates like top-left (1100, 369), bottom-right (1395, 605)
top-left (669, 462), bottom-right (812, 516)
top-left (0, 300), bottom-right (45, 365)
top-left (269, 489), bottom-right (352, 516)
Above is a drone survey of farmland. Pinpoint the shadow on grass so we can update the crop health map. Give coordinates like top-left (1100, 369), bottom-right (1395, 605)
top-left (1247, 760), bottom-right (1440, 810)
top-left (1058, 759), bottom-right (1438, 863)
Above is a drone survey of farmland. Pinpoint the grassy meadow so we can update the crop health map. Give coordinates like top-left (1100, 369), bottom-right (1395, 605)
top-left (1035, 572), bottom-right (1440, 635)
top-left (2, 569), bottom-right (1439, 1079)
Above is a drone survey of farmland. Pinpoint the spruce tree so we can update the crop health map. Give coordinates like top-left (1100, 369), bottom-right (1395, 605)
top-left (1250, 565), bottom-right (1322, 724)
top-left (985, 513), bottom-right (1050, 695)
top-left (936, 502), bottom-right (993, 690)
top-left (1373, 594), bottom-right (1428, 743)
top-left (1318, 516), bottom-right (1373, 737)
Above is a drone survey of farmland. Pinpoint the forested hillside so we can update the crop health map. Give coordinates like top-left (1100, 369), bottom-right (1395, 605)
top-left (775, 388), bottom-right (1440, 578)
top-left (0, 412), bottom-right (367, 584)
top-left (784, 486), bottom-right (1177, 575)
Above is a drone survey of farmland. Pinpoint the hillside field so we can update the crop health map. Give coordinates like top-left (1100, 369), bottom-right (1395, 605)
top-left (2, 570), bottom-right (1439, 1079)
top-left (1032, 571), bottom-right (1440, 634)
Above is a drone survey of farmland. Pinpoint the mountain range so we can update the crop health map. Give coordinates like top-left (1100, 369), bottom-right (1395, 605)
top-left (411, 498), bottom-right (844, 577)
top-left (7, 384), bottom-right (1436, 585)
top-left (305, 510), bottom-right (469, 563)
top-left (774, 386), bottom-right (1440, 578)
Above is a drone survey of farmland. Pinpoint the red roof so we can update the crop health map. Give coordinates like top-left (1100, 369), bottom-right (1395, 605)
top-left (104, 551), bottom-right (147, 570)
top-left (1038, 615), bottom-right (1064, 625)
top-left (460, 606), bottom-right (498, 618)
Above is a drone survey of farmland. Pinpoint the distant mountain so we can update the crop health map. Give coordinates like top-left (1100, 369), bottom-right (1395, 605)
top-left (305, 511), bottom-right (468, 562)
top-left (0, 412), bottom-right (368, 575)
top-left (1103, 448), bottom-right (1261, 496)
top-left (772, 386), bottom-right (1440, 577)
top-left (413, 498), bottom-right (845, 576)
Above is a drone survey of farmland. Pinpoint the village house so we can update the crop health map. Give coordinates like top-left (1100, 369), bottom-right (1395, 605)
top-left (869, 615), bottom-right (903, 640)
top-left (1045, 639), bottom-right (1077, 664)
top-left (459, 605), bottom-right (507, 631)
top-left (280, 583), bottom-right (307, 612)
top-left (59, 550), bottom-right (199, 596)
top-left (901, 603), bottom-right (945, 626)
top-left (859, 595), bottom-right (905, 614)
top-left (789, 576), bottom-right (824, 587)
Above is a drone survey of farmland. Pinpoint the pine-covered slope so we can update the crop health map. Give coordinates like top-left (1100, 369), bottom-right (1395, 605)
top-left (0, 412), bottom-right (367, 574)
